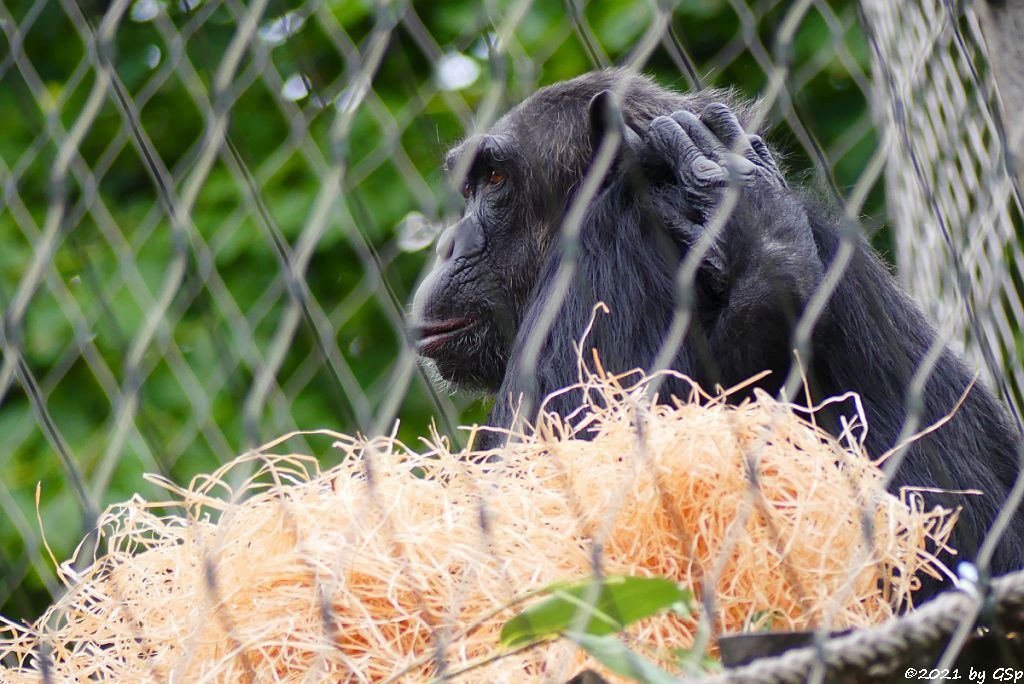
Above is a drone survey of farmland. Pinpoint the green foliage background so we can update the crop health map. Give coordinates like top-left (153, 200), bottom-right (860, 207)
top-left (0, 0), bottom-right (879, 619)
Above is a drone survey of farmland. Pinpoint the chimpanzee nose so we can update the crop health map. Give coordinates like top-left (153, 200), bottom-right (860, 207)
top-left (435, 223), bottom-right (457, 260)
top-left (434, 217), bottom-right (482, 261)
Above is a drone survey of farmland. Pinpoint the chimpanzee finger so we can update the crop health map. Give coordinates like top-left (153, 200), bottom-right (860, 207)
top-left (669, 110), bottom-right (724, 158)
top-left (748, 134), bottom-right (772, 167)
top-left (723, 155), bottom-right (756, 185)
top-left (700, 104), bottom-right (760, 185)
top-left (700, 103), bottom-right (751, 153)
top-left (748, 134), bottom-right (787, 187)
top-left (693, 105), bottom-right (781, 188)
top-left (647, 115), bottom-right (727, 186)
top-left (669, 110), bottom-right (755, 188)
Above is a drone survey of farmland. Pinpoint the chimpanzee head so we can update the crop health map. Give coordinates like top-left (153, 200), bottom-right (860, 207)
top-left (409, 69), bottom-right (740, 393)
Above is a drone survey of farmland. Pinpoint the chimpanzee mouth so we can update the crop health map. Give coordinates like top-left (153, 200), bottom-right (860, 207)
top-left (414, 317), bottom-right (479, 356)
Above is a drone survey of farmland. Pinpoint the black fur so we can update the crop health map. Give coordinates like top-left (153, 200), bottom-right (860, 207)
top-left (410, 69), bottom-right (1024, 600)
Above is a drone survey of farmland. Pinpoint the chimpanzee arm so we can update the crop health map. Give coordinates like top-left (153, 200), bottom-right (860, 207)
top-left (705, 186), bottom-right (822, 389)
top-left (643, 104), bottom-right (823, 390)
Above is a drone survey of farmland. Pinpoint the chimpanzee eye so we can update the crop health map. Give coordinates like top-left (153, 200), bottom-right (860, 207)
top-left (487, 169), bottom-right (506, 187)
top-left (461, 180), bottom-right (472, 199)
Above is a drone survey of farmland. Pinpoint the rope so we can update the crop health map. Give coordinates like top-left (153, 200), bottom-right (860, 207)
top-left (683, 569), bottom-right (1024, 683)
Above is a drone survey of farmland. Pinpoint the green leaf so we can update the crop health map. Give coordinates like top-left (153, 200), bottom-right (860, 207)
top-left (568, 632), bottom-right (678, 684)
top-left (744, 609), bottom-right (783, 633)
top-left (673, 647), bottom-right (724, 675)
top-left (500, 575), bottom-right (692, 648)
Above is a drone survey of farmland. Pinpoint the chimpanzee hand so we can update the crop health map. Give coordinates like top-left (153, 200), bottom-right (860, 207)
top-left (640, 102), bottom-right (818, 283)
top-left (643, 103), bottom-right (788, 251)
top-left (639, 102), bottom-right (823, 379)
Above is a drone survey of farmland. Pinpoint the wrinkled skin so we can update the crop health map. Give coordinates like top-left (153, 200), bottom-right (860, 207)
top-left (409, 69), bottom-right (1024, 601)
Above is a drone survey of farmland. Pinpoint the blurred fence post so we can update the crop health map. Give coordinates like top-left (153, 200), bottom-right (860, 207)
top-left (978, 0), bottom-right (1024, 184)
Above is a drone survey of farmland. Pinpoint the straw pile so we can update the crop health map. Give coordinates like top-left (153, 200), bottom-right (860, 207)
top-left (0, 364), bottom-right (956, 682)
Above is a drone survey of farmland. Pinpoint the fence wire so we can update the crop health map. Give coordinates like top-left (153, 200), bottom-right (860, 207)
top-left (0, 0), bottom-right (1022, 680)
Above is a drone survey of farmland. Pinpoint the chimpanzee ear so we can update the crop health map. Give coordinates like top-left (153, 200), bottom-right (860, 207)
top-left (588, 89), bottom-right (642, 160)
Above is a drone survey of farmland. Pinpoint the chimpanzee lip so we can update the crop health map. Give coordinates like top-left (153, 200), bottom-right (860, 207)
top-left (414, 317), bottom-right (478, 355)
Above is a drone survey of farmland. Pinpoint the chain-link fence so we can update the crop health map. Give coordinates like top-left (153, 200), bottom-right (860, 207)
top-left (1, 0), bottom-right (1023, 680)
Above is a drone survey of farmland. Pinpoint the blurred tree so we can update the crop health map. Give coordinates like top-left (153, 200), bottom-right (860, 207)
top-left (0, 0), bottom-right (878, 620)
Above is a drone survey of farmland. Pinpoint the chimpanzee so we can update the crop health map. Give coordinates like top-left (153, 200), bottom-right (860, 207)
top-left (409, 69), bottom-right (1024, 599)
